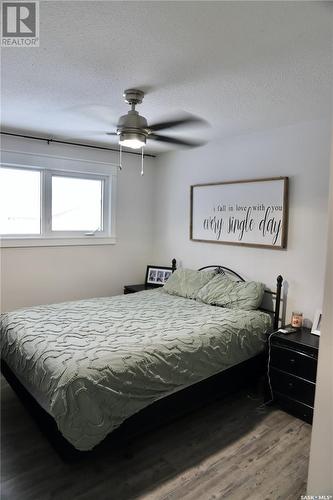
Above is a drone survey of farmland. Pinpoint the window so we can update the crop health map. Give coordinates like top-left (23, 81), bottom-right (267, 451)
top-left (0, 167), bottom-right (41, 235)
top-left (0, 161), bottom-right (116, 247)
top-left (51, 176), bottom-right (103, 232)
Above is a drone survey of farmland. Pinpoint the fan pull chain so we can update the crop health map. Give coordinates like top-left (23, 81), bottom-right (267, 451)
top-left (141, 147), bottom-right (144, 176)
top-left (118, 144), bottom-right (123, 170)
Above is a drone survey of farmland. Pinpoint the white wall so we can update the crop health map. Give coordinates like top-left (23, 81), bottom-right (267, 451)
top-left (2, 118), bottom-right (331, 321)
top-left (307, 132), bottom-right (333, 496)
top-left (0, 135), bottom-right (156, 312)
top-left (153, 119), bottom-right (331, 323)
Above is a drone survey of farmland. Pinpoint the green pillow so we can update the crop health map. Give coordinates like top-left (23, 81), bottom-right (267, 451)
top-left (163, 268), bottom-right (215, 299)
top-left (196, 274), bottom-right (265, 310)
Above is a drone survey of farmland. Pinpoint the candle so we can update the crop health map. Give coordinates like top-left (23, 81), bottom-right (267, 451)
top-left (291, 312), bottom-right (303, 329)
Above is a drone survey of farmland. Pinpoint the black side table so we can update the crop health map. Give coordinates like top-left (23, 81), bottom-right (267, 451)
top-left (267, 327), bottom-right (319, 423)
top-left (124, 284), bottom-right (155, 294)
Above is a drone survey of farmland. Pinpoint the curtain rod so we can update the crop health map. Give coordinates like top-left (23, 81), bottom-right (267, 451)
top-left (0, 132), bottom-right (156, 158)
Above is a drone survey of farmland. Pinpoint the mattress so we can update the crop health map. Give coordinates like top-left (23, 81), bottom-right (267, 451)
top-left (1, 289), bottom-right (271, 450)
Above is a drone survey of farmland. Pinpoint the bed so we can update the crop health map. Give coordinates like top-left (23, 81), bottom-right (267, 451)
top-left (1, 262), bottom-right (283, 458)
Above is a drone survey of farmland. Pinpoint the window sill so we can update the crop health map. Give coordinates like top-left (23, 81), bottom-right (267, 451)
top-left (0, 236), bottom-right (117, 248)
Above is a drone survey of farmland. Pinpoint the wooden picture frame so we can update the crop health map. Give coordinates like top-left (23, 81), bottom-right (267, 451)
top-left (190, 176), bottom-right (288, 249)
top-left (145, 265), bottom-right (173, 287)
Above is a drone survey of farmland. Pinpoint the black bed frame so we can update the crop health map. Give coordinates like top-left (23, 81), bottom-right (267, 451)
top-left (1, 260), bottom-right (283, 461)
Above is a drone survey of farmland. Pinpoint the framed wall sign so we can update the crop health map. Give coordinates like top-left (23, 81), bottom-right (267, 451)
top-left (190, 177), bottom-right (288, 249)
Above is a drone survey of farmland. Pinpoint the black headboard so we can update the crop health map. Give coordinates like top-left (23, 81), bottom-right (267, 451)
top-left (171, 259), bottom-right (283, 330)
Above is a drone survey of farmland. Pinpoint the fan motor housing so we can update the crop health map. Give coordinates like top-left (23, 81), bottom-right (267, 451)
top-left (117, 110), bottom-right (148, 135)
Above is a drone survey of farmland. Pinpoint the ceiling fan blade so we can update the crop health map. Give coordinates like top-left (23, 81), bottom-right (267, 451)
top-left (63, 130), bottom-right (117, 138)
top-left (149, 115), bottom-right (207, 132)
top-left (149, 134), bottom-right (205, 148)
top-left (72, 130), bottom-right (115, 136)
top-left (63, 105), bottom-right (118, 128)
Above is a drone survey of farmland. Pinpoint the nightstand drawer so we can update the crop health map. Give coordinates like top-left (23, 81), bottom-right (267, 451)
top-left (270, 368), bottom-right (315, 406)
top-left (274, 393), bottom-right (313, 424)
top-left (270, 345), bottom-right (317, 382)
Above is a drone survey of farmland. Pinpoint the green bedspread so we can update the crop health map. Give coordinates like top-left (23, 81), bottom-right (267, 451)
top-left (1, 289), bottom-right (271, 450)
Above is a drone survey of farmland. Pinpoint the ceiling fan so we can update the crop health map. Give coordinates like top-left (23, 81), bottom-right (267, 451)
top-left (106, 89), bottom-right (207, 150)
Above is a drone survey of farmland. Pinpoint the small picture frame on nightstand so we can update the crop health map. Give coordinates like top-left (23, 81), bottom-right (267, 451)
top-left (145, 265), bottom-right (173, 287)
top-left (311, 309), bottom-right (322, 336)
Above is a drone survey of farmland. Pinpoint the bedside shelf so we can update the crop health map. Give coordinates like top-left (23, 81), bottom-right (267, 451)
top-left (268, 327), bottom-right (319, 423)
top-left (124, 284), bottom-right (155, 294)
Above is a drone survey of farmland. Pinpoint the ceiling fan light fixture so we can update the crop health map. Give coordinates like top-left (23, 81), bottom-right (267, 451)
top-left (119, 132), bottom-right (146, 149)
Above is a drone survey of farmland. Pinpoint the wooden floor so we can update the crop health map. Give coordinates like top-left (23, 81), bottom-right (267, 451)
top-left (1, 376), bottom-right (311, 500)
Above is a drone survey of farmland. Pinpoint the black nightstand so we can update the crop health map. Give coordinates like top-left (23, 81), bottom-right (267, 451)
top-left (267, 327), bottom-right (319, 424)
top-left (124, 284), bottom-right (155, 294)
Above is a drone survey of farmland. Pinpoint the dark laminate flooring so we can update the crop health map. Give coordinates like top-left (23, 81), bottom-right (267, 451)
top-left (1, 376), bottom-right (311, 500)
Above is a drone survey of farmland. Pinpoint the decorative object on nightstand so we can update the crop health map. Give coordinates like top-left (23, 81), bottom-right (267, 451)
top-left (291, 311), bottom-right (303, 329)
top-left (267, 326), bottom-right (319, 424)
top-left (311, 309), bottom-right (322, 336)
top-left (145, 265), bottom-right (173, 287)
top-left (124, 259), bottom-right (177, 294)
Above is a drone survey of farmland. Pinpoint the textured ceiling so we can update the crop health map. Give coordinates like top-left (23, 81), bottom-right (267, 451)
top-left (1, 1), bottom-right (332, 154)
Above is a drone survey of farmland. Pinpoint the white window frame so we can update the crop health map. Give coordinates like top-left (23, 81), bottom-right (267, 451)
top-left (0, 150), bottom-right (118, 248)
top-left (44, 169), bottom-right (111, 238)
